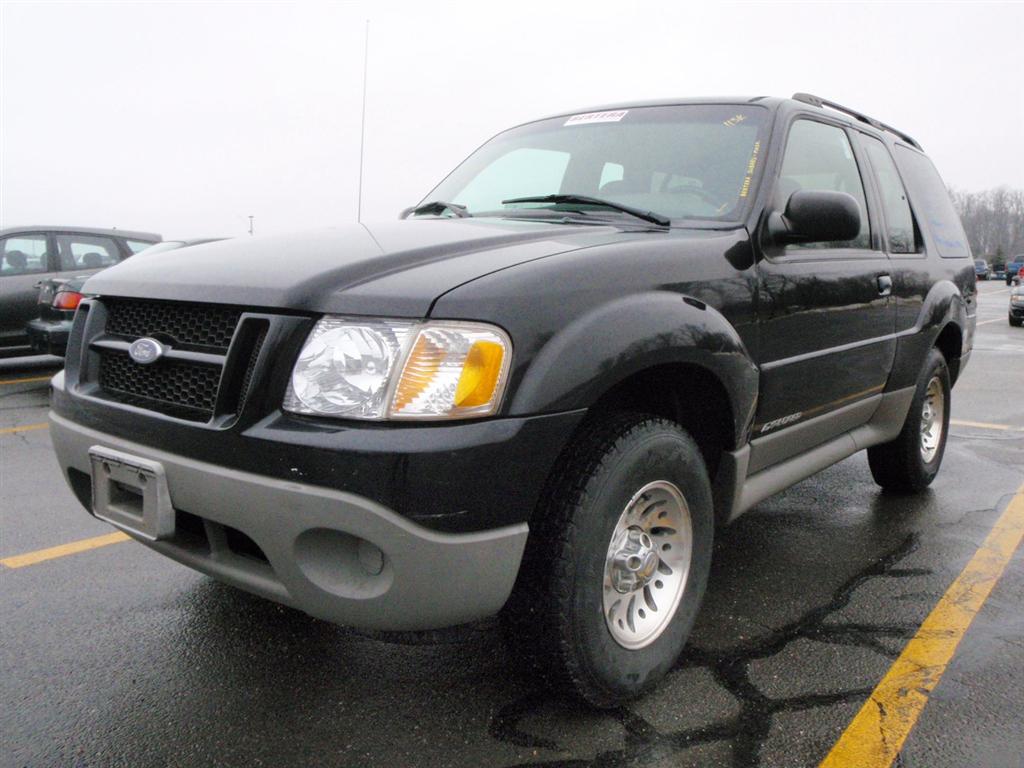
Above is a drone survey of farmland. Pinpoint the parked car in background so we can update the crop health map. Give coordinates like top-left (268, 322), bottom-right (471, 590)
top-left (1, 226), bottom-right (160, 357)
top-left (1010, 284), bottom-right (1024, 327)
top-left (1005, 256), bottom-right (1024, 285)
top-left (993, 266), bottom-right (1006, 281)
top-left (26, 239), bottom-right (223, 357)
top-left (974, 258), bottom-right (990, 280)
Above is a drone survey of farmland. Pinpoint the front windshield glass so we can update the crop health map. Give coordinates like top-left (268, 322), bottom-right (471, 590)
top-left (425, 104), bottom-right (768, 223)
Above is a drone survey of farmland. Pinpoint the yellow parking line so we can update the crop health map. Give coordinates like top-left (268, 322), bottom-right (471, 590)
top-left (950, 419), bottom-right (1024, 432)
top-left (0, 422), bottom-right (49, 435)
top-left (820, 483), bottom-right (1024, 767)
top-left (1, 531), bottom-right (130, 569)
top-left (0, 375), bottom-right (53, 385)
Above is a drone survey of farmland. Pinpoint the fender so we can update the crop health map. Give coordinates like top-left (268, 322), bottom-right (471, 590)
top-left (888, 278), bottom-right (972, 392)
top-left (508, 291), bottom-right (759, 449)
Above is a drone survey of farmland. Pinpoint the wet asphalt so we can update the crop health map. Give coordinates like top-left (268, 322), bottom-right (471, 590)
top-left (1, 282), bottom-right (1022, 768)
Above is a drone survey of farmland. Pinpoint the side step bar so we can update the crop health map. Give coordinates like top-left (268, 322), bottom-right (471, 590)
top-left (715, 386), bottom-right (916, 523)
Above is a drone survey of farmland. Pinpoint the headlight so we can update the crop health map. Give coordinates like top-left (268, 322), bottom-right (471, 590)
top-left (284, 317), bottom-right (512, 420)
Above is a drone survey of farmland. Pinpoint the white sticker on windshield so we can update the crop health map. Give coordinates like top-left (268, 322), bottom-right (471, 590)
top-left (564, 110), bottom-right (628, 126)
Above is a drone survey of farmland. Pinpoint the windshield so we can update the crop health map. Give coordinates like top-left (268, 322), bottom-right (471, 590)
top-left (424, 104), bottom-right (769, 223)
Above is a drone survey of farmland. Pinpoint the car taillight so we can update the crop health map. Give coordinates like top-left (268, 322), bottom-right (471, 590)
top-left (53, 290), bottom-right (83, 311)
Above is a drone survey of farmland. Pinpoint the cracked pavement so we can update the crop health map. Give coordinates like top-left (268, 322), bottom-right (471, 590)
top-left (2, 285), bottom-right (1022, 768)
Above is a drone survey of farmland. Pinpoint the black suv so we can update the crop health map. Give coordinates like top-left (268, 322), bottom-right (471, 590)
top-left (49, 94), bottom-right (975, 706)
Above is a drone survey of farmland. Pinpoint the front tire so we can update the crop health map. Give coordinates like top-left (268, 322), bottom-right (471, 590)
top-left (868, 348), bottom-right (951, 492)
top-left (504, 413), bottom-right (714, 708)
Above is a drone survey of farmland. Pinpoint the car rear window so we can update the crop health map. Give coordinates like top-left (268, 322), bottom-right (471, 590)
top-left (894, 146), bottom-right (970, 259)
top-left (126, 239), bottom-right (159, 253)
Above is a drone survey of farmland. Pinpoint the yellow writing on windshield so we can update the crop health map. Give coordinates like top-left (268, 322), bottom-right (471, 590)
top-left (739, 140), bottom-right (761, 198)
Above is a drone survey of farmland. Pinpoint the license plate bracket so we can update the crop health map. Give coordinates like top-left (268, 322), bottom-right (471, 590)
top-left (89, 445), bottom-right (175, 541)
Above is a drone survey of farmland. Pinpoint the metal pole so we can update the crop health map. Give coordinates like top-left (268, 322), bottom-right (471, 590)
top-left (357, 20), bottom-right (369, 223)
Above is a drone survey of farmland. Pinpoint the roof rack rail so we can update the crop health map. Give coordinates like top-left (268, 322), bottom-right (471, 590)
top-left (791, 92), bottom-right (922, 150)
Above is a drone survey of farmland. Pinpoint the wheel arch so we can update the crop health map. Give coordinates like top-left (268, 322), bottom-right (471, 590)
top-left (506, 291), bottom-right (759, 453)
top-left (933, 320), bottom-right (964, 384)
top-left (586, 362), bottom-right (737, 480)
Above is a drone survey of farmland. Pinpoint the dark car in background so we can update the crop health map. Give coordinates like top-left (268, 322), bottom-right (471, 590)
top-left (974, 258), bottom-right (990, 280)
top-left (1005, 256), bottom-right (1024, 285)
top-left (1010, 284), bottom-right (1024, 327)
top-left (26, 239), bottom-right (223, 357)
top-left (1, 226), bottom-right (160, 357)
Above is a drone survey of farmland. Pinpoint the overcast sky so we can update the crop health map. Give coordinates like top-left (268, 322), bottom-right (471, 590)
top-left (2, 0), bottom-right (1022, 239)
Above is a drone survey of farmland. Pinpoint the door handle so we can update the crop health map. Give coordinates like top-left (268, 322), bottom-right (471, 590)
top-left (877, 274), bottom-right (893, 297)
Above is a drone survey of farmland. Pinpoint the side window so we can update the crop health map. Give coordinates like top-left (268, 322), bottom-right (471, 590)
top-left (449, 148), bottom-right (571, 212)
top-left (125, 239), bottom-right (157, 254)
top-left (893, 146), bottom-right (970, 259)
top-left (860, 136), bottom-right (917, 253)
top-left (776, 120), bottom-right (871, 249)
top-left (56, 234), bottom-right (122, 270)
top-left (0, 235), bottom-right (50, 275)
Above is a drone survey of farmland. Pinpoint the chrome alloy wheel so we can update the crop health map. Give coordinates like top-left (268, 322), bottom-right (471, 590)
top-left (602, 480), bottom-right (693, 650)
top-left (920, 375), bottom-right (945, 463)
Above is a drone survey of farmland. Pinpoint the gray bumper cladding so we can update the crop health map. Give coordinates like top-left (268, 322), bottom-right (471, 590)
top-left (50, 412), bottom-right (529, 631)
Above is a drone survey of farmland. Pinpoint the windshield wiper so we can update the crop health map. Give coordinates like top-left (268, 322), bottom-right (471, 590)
top-left (400, 200), bottom-right (471, 219)
top-left (501, 194), bottom-right (670, 227)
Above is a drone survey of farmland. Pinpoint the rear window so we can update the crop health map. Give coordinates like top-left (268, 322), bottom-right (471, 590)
top-left (894, 147), bottom-right (970, 259)
top-left (126, 239), bottom-right (159, 253)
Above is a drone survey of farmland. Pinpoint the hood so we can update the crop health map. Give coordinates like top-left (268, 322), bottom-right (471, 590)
top-left (83, 218), bottom-right (651, 317)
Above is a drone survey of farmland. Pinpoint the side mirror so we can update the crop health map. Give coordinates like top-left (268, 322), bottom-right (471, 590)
top-left (767, 190), bottom-right (861, 246)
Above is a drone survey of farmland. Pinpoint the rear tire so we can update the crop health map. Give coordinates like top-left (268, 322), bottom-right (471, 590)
top-left (504, 412), bottom-right (714, 708)
top-left (868, 348), bottom-right (951, 492)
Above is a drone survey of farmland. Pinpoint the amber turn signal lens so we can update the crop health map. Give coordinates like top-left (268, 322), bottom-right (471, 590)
top-left (454, 341), bottom-right (505, 408)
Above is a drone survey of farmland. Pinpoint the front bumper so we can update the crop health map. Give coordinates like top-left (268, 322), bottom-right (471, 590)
top-left (1010, 304), bottom-right (1024, 320)
top-left (25, 318), bottom-right (71, 357)
top-left (50, 411), bottom-right (530, 630)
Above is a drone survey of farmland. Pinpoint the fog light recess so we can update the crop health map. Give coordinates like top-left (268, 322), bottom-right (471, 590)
top-left (293, 529), bottom-right (393, 599)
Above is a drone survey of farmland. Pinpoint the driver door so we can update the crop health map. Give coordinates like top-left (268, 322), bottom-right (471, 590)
top-left (750, 118), bottom-right (896, 469)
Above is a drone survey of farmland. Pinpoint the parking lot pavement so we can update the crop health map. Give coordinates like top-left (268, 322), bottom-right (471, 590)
top-left (2, 283), bottom-right (1022, 768)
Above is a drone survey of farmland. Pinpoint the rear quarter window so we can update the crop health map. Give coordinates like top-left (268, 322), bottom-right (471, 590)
top-left (125, 239), bottom-right (159, 254)
top-left (894, 146), bottom-right (970, 258)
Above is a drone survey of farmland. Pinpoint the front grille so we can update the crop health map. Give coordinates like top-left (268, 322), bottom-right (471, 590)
top-left (98, 350), bottom-right (222, 421)
top-left (84, 298), bottom-right (280, 423)
top-left (238, 326), bottom-right (267, 405)
top-left (106, 299), bottom-right (242, 352)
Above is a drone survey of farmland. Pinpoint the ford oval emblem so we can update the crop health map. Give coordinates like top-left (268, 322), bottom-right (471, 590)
top-left (128, 337), bottom-right (165, 365)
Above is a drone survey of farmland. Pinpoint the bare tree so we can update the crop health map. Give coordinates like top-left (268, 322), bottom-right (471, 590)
top-left (950, 186), bottom-right (1024, 266)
